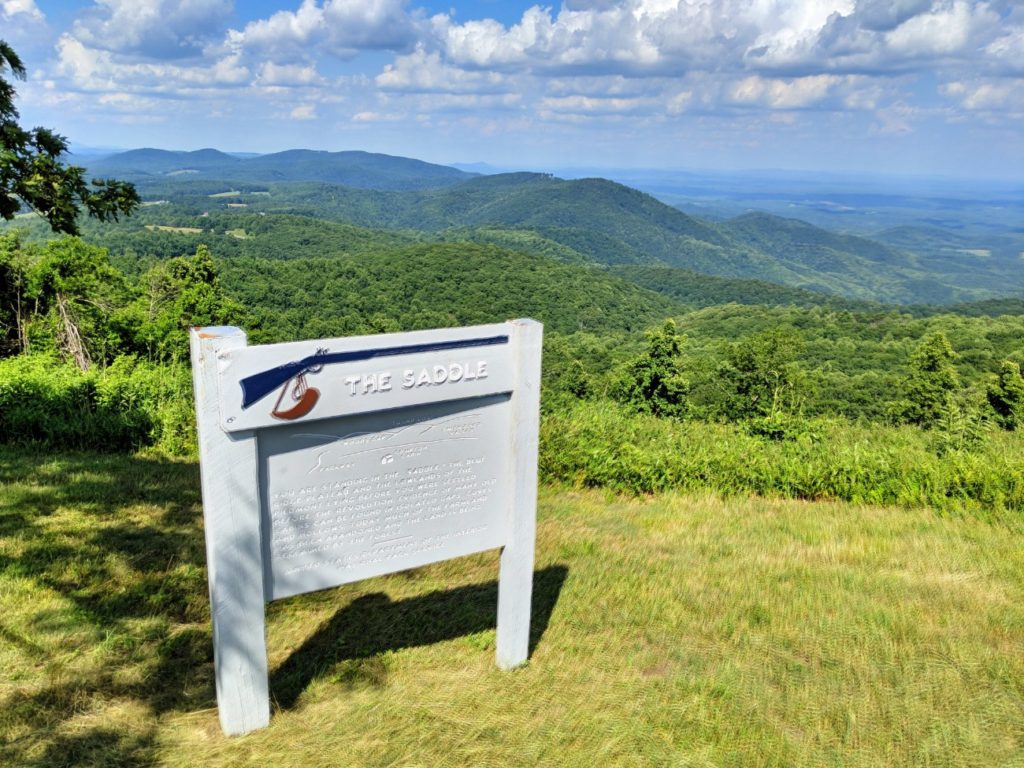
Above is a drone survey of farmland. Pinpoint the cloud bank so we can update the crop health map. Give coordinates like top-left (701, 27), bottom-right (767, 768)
top-left (13, 0), bottom-right (1023, 174)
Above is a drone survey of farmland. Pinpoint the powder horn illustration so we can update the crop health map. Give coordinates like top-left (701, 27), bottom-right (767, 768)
top-left (270, 369), bottom-right (322, 420)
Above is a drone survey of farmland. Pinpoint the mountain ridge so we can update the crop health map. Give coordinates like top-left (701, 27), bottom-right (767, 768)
top-left (195, 172), bottom-right (980, 303)
top-left (63, 149), bottom-right (1024, 305)
top-left (86, 148), bottom-right (475, 191)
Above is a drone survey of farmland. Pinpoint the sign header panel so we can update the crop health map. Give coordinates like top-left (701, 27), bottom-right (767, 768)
top-left (217, 324), bottom-right (514, 432)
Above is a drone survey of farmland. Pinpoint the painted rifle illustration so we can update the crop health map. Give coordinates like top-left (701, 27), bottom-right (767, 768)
top-left (239, 334), bottom-right (510, 421)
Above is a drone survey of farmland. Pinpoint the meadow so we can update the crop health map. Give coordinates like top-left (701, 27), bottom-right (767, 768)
top-left (1, 448), bottom-right (1021, 767)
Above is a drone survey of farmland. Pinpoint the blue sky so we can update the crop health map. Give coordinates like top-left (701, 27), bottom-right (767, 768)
top-left (2, 1), bottom-right (1022, 179)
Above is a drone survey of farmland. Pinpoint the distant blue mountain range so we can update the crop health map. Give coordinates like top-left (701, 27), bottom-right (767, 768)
top-left (84, 148), bottom-right (474, 191)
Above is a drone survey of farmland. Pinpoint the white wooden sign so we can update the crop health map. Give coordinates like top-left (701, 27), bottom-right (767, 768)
top-left (190, 320), bottom-right (542, 735)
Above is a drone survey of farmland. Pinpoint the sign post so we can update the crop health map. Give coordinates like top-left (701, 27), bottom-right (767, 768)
top-left (190, 320), bottom-right (542, 735)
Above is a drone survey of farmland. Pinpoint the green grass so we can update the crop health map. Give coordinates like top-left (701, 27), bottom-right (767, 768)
top-left (1, 449), bottom-right (1022, 766)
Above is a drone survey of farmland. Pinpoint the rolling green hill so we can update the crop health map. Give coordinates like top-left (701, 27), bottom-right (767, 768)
top-left (104, 171), bottom-right (1021, 304)
top-left (719, 212), bottom-right (914, 269)
top-left (31, 212), bottom-right (424, 275)
top-left (912, 297), bottom-right (1024, 317)
top-left (873, 224), bottom-right (1024, 261)
top-left (608, 264), bottom-right (886, 311)
top-left (868, 224), bottom-right (1024, 294)
top-left (85, 147), bottom-right (240, 175)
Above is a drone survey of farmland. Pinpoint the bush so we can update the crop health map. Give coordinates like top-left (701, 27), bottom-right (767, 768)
top-left (611, 319), bottom-right (689, 418)
top-left (987, 359), bottom-right (1024, 430)
top-left (540, 400), bottom-right (1024, 516)
top-left (0, 354), bottom-right (195, 455)
top-left (899, 331), bottom-right (960, 427)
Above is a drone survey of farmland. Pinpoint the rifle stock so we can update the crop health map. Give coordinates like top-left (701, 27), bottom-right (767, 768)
top-left (240, 358), bottom-right (316, 410)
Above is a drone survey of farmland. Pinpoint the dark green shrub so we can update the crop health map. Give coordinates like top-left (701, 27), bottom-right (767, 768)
top-left (899, 331), bottom-right (960, 427)
top-left (0, 354), bottom-right (195, 454)
top-left (717, 326), bottom-right (805, 420)
top-left (987, 359), bottom-right (1024, 430)
top-left (612, 319), bottom-right (689, 418)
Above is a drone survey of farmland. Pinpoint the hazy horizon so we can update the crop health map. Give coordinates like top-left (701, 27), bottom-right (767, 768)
top-left (68, 142), bottom-right (1022, 193)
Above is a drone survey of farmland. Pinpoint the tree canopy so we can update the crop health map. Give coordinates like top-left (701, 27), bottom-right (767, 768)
top-left (718, 326), bottom-right (805, 420)
top-left (613, 319), bottom-right (690, 418)
top-left (900, 330), bottom-right (960, 427)
top-left (0, 40), bottom-right (138, 235)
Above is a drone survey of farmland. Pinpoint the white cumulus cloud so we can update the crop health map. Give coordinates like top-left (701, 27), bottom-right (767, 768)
top-left (289, 103), bottom-right (317, 119)
top-left (256, 61), bottom-right (324, 87)
top-left (377, 47), bottom-right (510, 93)
top-left (227, 0), bottom-right (422, 62)
top-left (55, 33), bottom-right (249, 93)
top-left (942, 78), bottom-right (1024, 112)
top-left (71, 0), bottom-right (233, 59)
top-left (1, 0), bottom-right (43, 20)
top-left (18, 0), bottom-right (1024, 163)
top-left (730, 74), bottom-right (842, 109)
top-left (418, 1), bottom-right (1019, 80)
top-left (883, 1), bottom-right (997, 59)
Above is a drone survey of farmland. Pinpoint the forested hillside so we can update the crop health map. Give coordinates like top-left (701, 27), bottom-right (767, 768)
top-left (17, 165), bottom-right (1022, 304)
top-left (219, 244), bottom-right (680, 340)
top-left (4, 226), bottom-right (1023, 429)
top-left (608, 265), bottom-right (885, 312)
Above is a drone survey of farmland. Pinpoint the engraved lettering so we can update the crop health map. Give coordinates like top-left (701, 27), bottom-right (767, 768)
top-left (269, 455), bottom-right (497, 561)
top-left (261, 404), bottom-right (510, 597)
top-left (400, 361), bottom-right (489, 388)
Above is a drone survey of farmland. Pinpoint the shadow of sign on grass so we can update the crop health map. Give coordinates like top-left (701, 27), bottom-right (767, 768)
top-left (0, 449), bottom-right (567, 764)
top-left (0, 450), bottom-right (211, 767)
top-left (270, 565), bottom-right (569, 710)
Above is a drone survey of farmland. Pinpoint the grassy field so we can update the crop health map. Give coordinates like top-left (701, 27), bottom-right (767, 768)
top-left (143, 225), bottom-right (203, 235)
top-left (1, 449), bottom-right (1022, 767)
